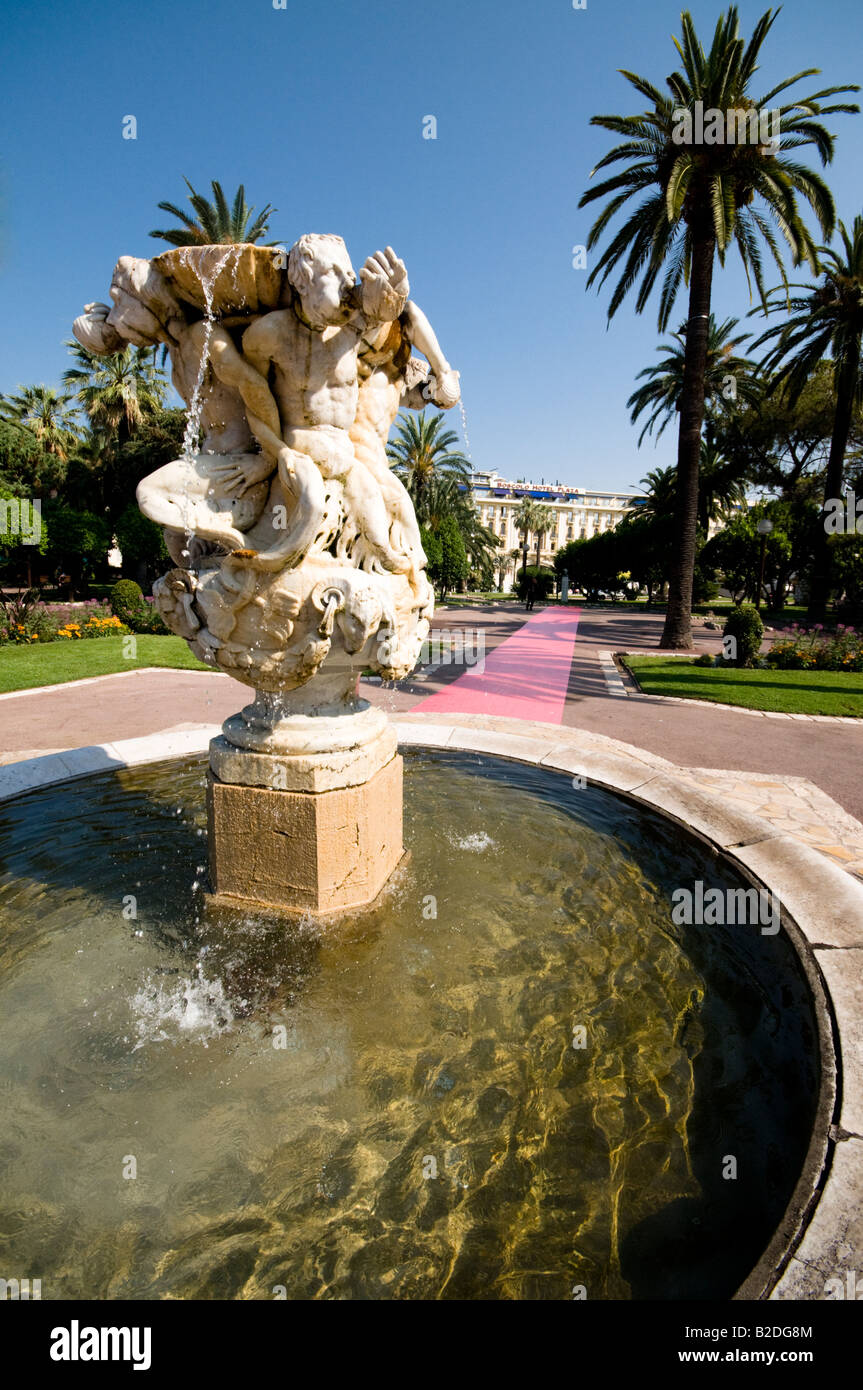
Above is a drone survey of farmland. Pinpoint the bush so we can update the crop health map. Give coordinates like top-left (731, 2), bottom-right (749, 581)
top-left (110, 579), bottom-right (168, 635)
top-left (515, 566), bottom-right (555, 601)
top-left (723, 604), bottom-right (763, 667)
top-left (694, 652), bottom-right (714, 667)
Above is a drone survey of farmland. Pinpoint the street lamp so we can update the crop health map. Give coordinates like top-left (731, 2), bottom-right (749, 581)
top-left (756, 518), bottom-right (773, 613)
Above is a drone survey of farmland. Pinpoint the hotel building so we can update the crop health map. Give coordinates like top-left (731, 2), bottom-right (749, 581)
top-left (468, 469), bottom-right (645, 587)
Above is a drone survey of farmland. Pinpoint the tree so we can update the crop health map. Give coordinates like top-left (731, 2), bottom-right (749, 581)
top-left (0, 419), bottom-right (65, 494)
top-left (636, 466), bottom-right (678, 521)
top-left (0, 386), bottom-right (80, 462)
top-left (751, 214), bottom-right (863, 619)
top-left (150, 178), bottom-right (277, 247)
top-left (711, 361), bottom-right (861, 502)
top-left (513, 499), bottom-right (541, 581)
top-left (627, 315), bottom-right (759, 445)
top-left (531, 503), bottom-right (557, 569)
top-left (696, 436), bottom-right (748, 530)
top-left (431, 514), bottom-right (468, 600)
top-left (616, 510), bottom-right (672, 603)
top-left (40, 499), bottom-right (111, 589)
top-left (386, 411), bottom-right (471, 522)
top-left (63, 342), bottom-right (167, 454)
top-left (579, 5), bottom-right (858, 648)
top-left (701, 497), bottom-right (817, 606)
top-left (463, 519), bottom-right (500, 591)
top-left (114, 504), bottom-right (169, 587)
top-left (555, 531), bottom-right (624, 600)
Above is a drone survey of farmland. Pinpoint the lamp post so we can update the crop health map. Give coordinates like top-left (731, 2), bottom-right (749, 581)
top-left (756, 518), bottom-right (773, 613)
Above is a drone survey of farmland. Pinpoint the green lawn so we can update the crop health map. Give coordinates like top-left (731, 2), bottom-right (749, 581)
top-left (0, 636), bottom-right (210, 693)
top-left (623, 656), bottom-right (863, 717)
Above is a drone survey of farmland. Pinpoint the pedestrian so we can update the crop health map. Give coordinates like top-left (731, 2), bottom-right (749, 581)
top-left (525, 575), bottom-right (535, 611)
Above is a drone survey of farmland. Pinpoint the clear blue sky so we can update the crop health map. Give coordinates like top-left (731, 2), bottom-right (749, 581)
top-left (1, 0), bottom-right (861, 492)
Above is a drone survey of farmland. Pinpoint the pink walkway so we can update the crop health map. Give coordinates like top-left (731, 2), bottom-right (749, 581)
top-left (411, 607), bottom-right (581, 725)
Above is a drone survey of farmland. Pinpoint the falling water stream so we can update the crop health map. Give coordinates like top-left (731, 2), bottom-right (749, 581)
top-left (176, 244), bottom-right (242, 543)
top-left (458, 398), bottom-right (472, 462)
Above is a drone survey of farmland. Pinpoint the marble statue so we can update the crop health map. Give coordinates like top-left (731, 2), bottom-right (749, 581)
top-left (73, 234), bottom-right (460, 771)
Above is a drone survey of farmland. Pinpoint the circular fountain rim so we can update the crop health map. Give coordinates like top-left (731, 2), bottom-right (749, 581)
top-left (1, 712), bottom-right (859, 1302)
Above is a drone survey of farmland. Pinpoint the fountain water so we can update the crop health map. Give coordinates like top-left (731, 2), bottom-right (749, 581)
top-left (458, 397), bottom-right (472, 461)
top-left (176, 244), bottom-right (241, 547)
top-left (0, 750), bottom-right (822, 1299)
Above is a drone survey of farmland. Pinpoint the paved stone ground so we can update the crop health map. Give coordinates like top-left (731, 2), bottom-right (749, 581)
top-left (2, 601), bottom-right (862, 876)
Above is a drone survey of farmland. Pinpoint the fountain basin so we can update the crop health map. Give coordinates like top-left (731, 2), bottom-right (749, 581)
top-left (0, 724), bottom-right (847, 1301)
top-left (152, 244), bottom-right (285, 316)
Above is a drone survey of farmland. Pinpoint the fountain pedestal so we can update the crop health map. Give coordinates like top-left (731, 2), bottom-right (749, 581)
top-left (205, 684), bottom-right (404, 914)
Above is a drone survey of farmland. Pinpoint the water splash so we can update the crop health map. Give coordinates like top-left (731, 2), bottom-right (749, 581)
top-left (131, 962), bottom-right (236, 1049)
top-left (449, 830), bottom-right (495, 853)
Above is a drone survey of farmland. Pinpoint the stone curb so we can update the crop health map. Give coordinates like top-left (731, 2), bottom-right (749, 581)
top-left (1, 712), bottom-right (861, 1301)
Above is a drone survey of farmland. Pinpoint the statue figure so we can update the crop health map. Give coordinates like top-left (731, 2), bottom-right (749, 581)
top-left (73, 232), bottom-right (459, 718)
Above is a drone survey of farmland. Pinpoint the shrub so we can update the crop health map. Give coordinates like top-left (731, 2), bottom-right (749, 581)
top-left (723, 604), bottom-right (763, 667)
top-left (694, 652), bottom-right (714, 667)
top-left (110, 578), bottom-right (168, 634)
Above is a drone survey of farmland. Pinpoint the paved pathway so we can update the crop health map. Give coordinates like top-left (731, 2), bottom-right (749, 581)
top-left (413, 607), bottom-right (581, 722)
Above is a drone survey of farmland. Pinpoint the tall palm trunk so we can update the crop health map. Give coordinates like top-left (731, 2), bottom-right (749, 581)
top-left (660, 221), bottom-right (715, 650)
top-left (808, 346), bottom-right (860, 622)
top-left (534, 532), bottom-right (542, 570)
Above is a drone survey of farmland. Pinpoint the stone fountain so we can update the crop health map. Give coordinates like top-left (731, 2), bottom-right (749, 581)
top-left (74, 234), bottom-right (460, 913)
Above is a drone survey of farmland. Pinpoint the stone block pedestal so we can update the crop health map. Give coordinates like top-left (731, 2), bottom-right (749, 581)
top-left (206, 753), bottom-right (404, 915)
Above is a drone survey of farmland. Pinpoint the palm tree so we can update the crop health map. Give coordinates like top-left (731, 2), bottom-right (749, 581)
top-left (696, 437), bottom-right (748, 530)
top-left (638, 452), bottom-right (745, 533)
top-left (513, 498), bottom-right (540, 580)
top-left (628, 315), bottom-right (759, 445)
top-left (0, 385), bottom-right (80, 461)
top-left (579, 5), bottom-right (858, 648)
top-left (636, 466), bottom-right (678, 520)
top-left (63, 342), bottom-right (167, 451)
top-left (751, 215), bottom-right (863, 619)
top-left (150, 178), bottom-right (276, 247)
top-left (387, 411), bottom-right (471, 520)
top-left (462, 516), bottom-right (501, 590)
top-left (531, 503), bottom-right (557, 569)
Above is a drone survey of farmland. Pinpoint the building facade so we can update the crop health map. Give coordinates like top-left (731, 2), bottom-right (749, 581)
top-left (468, 470), bottom-right (644, 587)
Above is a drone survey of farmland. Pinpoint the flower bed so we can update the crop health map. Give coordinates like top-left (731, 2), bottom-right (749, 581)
top-left (765, 624), bottom-right (863, 672)
top-left (1, 598), bottom-right (129, 645)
